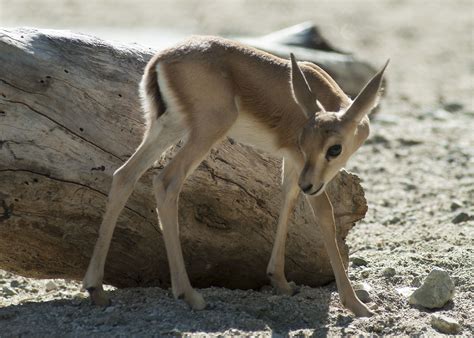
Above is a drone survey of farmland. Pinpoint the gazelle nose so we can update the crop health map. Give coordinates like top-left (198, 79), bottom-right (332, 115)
top-left (300, 183), bottom-right (313, 194)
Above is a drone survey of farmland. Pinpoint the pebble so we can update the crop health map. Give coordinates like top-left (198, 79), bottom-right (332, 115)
top-left (2, 286), bottom-right (17, 297)
top-left (430, 315), bottom-right (462, 334)
top-left (384, 216), bottom-right (401, 225)
top-left (353, 282), bottom-right (372, 303)
top-left (366, 134), bottom-right (390, 146)
top-left (450, 200), bottom-right (462, 211)
top-left (452, 212), bottom-right (471, 224)
top-left (350, 257), bottom-right (368, 267)
top-left (443, 102), bottom-right (463, 113)
top-left (409, 268), bottom-right (455, 308)
top-left (382, 267), bottom-right (396, 278)
top-left (10, 280), bottom-right (20, 288)
top-left (45, 281), bottom-right (58, 292)
top-left (360, 269), bottom-right (371, 278)
top-left (71, 293), bottom-right (86, 306)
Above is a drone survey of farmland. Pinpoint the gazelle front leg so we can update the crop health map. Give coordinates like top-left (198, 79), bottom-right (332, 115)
top-left (307, 191), bottom-right (373, 317)
top-left (266, 159), bottom-right (300, 295)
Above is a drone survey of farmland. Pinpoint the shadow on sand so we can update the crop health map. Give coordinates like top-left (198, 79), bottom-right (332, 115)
top-left (0, 284), bottom-right (354, 336)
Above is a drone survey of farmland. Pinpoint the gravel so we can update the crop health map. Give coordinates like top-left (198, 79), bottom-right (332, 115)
top-left (1, 0), bottom-right (473, 336)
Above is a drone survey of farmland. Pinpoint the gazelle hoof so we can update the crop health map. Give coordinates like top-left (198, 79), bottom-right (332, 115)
top-left (344, 297), bottom-right (374, 317)
top-left (87, 286), bottom-right (111, 307)
top-left (353, 305), bottom-right (374, 318)
top-left (271, 279), bottom-right (299, 296)
top-left (178, 289), bottom-right (206, 310)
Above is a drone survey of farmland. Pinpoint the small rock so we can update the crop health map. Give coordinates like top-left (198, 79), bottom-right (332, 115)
top-left (431, 315), bottom-right (462, 334)
top-left (350, 257), bottom-right (369, 267)
top-left (45, 281), bottom-right (58, 292)
top-left (409, 268), bottom-right (455, 308)
top-left (452, 212), bottom-right (471, 224)
top-left (450, 200), bottom-right (463, 211)
top-left (366, 134), bottom-right (390, 146)
top-left (383, 216), bottom-right (401, 225)
top-left (397, 138), bottom-right (423, 146)
top-left (383, 267), bottom-right (396, 278)
top-left (360, 269), bottom-right (371, 278)
top-left (443, 102), bottom-right (463, 113)
top-left (353, 282), bottom-right (372, 303)
top-left (71, 293), bottom-right (86, 306)
top-left (370, 323), bottom-right (384, 333)
top-left (10, 280), bottom-right (20, 288)
top-left (2, 287), bottom-right (16, 297)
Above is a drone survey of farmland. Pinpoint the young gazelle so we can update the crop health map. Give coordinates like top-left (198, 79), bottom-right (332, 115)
top-left (83, 36), bottom-right (388, 317)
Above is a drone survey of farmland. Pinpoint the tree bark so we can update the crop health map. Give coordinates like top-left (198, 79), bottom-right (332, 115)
top-left (0, 27), bottom-right (368, 289)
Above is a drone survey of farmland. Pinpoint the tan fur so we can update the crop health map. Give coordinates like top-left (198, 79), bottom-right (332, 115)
top-left (140, 54), bottom-right (164, 128)
top-left (83, 35), bottom-right (388, 317)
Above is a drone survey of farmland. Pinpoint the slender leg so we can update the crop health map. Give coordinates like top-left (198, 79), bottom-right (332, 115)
top-left (307, 191), bottom-right (373, 317)
top-left (153, 127), bottom-right (232, 310)
top-left (83, 113), bottom-right (185, 305)
top-left (266, 159), bottom-right (300, 294)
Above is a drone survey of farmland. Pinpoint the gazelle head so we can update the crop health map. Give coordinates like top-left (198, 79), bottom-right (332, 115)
top-left (290, 54), bottom-right (389, 196)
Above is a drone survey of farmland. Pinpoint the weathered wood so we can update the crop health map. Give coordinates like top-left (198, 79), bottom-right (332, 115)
top-left (0, 27), bottom-right (368, 289)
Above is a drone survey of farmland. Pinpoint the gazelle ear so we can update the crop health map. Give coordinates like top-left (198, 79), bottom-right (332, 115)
top-left (342, 59), bottom-right (389, 124)
top-left (290, 53), bottom-right (317, 118)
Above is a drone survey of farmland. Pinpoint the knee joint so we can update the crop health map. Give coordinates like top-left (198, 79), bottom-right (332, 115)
top-left (153, 174), bottom-right (181, 203)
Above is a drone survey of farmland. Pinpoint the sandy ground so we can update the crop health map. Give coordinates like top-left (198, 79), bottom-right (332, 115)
top-left (1, 0), bottom-right (473, 336)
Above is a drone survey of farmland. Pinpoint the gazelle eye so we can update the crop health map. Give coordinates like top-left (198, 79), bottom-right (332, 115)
top-left (326, 144), bottom-right (342, 159)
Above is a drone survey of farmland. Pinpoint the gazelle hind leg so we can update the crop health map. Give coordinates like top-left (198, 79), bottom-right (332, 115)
top-left (83, 111), bottom-right (186, 305)
top-left (153, 119), bottom-right (235, 310)
top-left (267, 158), bottom-right (300, 295)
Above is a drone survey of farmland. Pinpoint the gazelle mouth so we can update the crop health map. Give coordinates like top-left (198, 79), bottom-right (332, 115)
top-left (308, 183), bottom-right (325, 196)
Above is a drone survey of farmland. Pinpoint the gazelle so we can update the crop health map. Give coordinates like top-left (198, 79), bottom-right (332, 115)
top-left (83, 35), bottom-right (388, 317)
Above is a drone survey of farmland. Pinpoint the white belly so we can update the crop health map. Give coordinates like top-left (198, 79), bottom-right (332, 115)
top-left (228, 112), bottom-right (280, 154)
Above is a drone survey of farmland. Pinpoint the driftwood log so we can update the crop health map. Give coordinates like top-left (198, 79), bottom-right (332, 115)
top-left (0, 27), bottom-right (371, 289)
